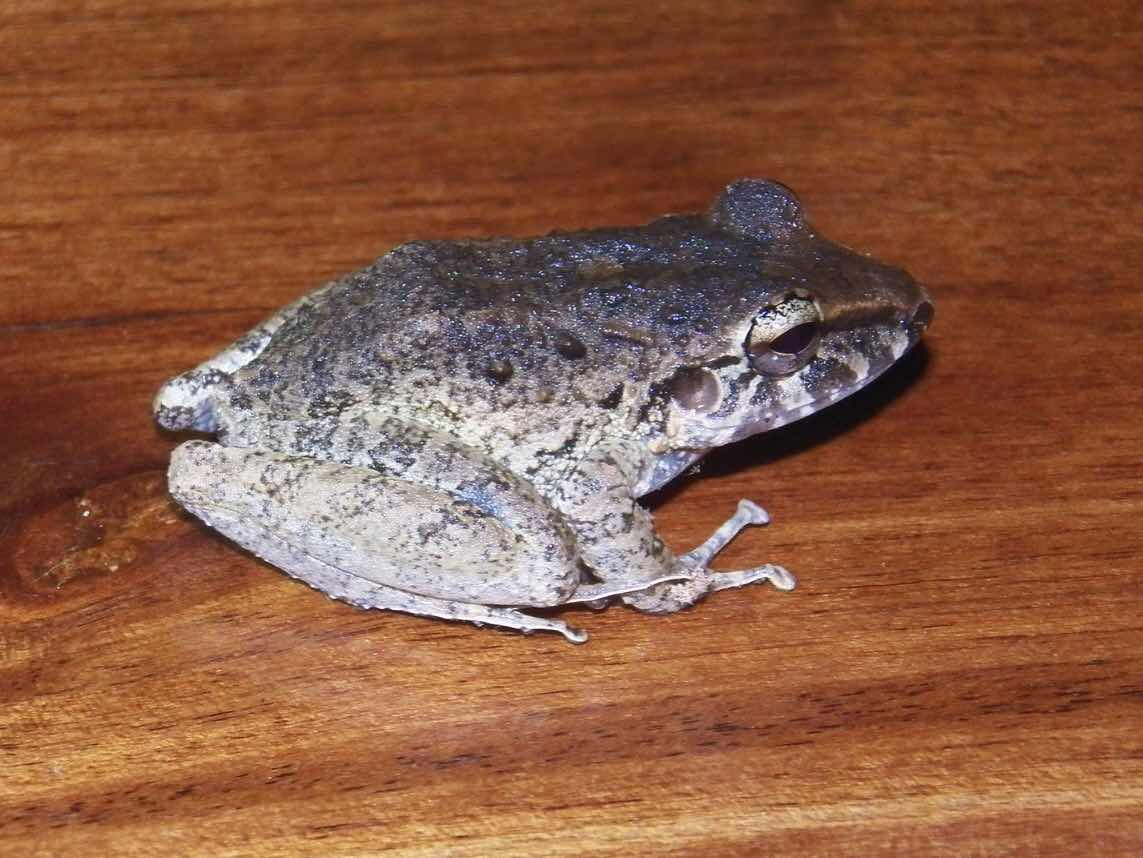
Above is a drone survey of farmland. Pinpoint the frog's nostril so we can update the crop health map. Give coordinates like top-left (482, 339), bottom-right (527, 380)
top-left (911, 300), bottom-right (934, 330)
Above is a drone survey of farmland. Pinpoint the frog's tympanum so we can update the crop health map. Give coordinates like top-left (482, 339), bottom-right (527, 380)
top-left (155, 180), bottom-right (932, 642)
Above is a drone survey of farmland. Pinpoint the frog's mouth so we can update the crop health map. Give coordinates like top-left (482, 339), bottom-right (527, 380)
top-left (759, 328), bottom-right (916, 430)
top-left (668, 316), bottom-right (926, 449)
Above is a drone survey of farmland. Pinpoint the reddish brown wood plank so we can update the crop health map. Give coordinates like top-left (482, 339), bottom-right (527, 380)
top-left (2, 2), bottom-right (1141, 855)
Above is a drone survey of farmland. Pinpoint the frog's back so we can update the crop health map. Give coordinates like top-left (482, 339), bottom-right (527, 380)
top-left (227, 217), bottom-right (772, 436)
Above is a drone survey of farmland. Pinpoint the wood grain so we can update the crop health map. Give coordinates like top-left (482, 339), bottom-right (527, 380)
top-left (2, 1), bottom-right (1141, 855)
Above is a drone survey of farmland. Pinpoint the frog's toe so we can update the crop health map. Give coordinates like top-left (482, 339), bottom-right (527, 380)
top-left (506, 610), bottom-right (588, 643)
top-left (560, 625), bottom-right (589, 644)
top-left (621, 563), bottom-right (795, 614)
top-left (736, 499), bottom-right (770, 526)
top-left (708, 564), bottom-right (796, 593)
top-left (681, 498), bottom-right (773, 570)
top-left (769, 566), bottom-right (797, 591)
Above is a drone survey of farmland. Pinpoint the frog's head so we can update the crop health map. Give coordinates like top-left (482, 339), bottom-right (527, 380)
top-left (655, 179), bottom-right (933, 450)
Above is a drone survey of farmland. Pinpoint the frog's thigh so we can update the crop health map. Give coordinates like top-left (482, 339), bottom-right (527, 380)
top-left (185, 496), bottom-right (588, 642)
top-left (168, 440), bottom-right (582, 612)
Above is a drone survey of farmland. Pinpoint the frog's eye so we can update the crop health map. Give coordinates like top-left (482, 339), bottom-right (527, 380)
top-left (746, 295), bottom-right (821, 375)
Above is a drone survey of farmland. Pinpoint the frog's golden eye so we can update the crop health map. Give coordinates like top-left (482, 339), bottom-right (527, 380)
top-left (746, 295), bottom-right (821, 375)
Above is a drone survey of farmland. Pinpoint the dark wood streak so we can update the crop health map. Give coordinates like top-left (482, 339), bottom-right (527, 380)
top-left (2, 1), bottom-right (1142, 855)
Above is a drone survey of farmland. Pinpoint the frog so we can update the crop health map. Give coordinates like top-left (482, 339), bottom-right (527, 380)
top-left (154, 179), bottom-right (933, 643)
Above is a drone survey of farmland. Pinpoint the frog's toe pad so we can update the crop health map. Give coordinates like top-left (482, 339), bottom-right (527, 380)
top-left (709, 564), bottom-right (796, 593)
top-left (737, 499), bottom-right (770, 526)
top-left (560, 625), bottom-right (589, 644)
top-left (766, 566), bottom-right (797, 591)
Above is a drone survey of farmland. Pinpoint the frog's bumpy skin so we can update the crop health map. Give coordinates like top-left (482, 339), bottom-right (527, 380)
top-left (156, 180), bottom-right (930, 641)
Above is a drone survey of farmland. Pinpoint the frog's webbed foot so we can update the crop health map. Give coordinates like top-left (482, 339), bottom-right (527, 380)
top-left (622, 500), bottom-right (795, 614)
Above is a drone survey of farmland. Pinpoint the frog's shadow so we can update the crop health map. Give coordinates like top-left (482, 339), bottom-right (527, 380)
top-left (643, 343), bottom-right (933, 510)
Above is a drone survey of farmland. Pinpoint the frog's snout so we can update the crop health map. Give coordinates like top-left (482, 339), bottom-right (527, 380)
top-left (908, 287), bottom-right (935, 339)
top-left (905, 273), bottom-right (932, 340)
top-left (871, 258), bottom-right (932, 341)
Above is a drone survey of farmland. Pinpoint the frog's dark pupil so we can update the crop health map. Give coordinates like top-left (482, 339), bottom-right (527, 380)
top-left (768, 322), bottom-right (817, 355)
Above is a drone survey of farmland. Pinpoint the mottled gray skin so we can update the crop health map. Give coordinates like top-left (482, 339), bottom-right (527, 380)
top-left (155, 180), bottom-right (932, 642)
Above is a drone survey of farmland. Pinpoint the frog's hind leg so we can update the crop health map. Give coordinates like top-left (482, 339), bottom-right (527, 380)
top-left (154, 285), bottom-right (334, 431)
top-left (167, 440), bottom-right (590, 643)
top-left (302, 569), bottom-right (589, 643)
top-left (240, 525), bottom-right (589, 643)
top-left (187, 492), bottom-right (589, 641)
top-left (622, 500), bottom-right (796, 614)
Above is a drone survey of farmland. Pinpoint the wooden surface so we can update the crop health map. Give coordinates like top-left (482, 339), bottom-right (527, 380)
top-left (2, 2), bottom-right (1141, 855)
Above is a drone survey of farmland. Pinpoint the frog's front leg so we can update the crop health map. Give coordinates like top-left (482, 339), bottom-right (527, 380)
top-left (168, 439), bottom-right (593, 641)
top-left (626, 499), bottom-right (796, 613)
top-left (554, 444), bottom-right (795, 614)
